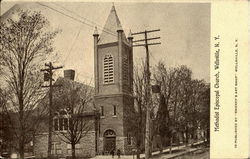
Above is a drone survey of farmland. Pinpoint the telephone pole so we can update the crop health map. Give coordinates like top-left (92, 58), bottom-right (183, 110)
top-left (41, 62), bottom-right (62, 159)
top-left (131, 29), bottom-right (161, 159)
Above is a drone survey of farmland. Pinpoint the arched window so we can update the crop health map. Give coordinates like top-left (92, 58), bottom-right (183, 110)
top-left (104, 129), bottom-right (116, 137)
top-left (103, 54), bottom-right (114, 84)
top-left (53, 109), bottom-right (71, 131)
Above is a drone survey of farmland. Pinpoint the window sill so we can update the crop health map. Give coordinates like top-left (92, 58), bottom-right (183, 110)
top-left (103, 82), bottom-right (115, 85)
top-left (101, 116), bottom-right (105, 119)
top-left (112, 115), bottom-right (117, 118)
top-left (54, 130), bottom-right (68, 133)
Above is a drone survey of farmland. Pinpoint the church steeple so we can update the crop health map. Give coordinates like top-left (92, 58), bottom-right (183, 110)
top-left (93, 4), bottom-right (135, 155)
top-left (98, 5), bottom-right (127, 45)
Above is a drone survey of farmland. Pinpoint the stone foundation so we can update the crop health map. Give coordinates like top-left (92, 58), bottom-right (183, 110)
top-left (34, 131), bottom-right (96, 158)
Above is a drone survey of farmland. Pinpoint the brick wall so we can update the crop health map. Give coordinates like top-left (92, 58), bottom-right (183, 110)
top-left (97, 44), bottom-right (120, 95)
top-left (95, 93), bottom-right (135, 155)
top-left (34, 131), bottom-right (96, 158)
top-left (94, 95), bottom-right (124, 137)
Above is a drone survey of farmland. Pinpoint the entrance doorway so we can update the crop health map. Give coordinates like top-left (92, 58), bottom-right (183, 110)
top-left (104, 129), bottom-right (116, 154)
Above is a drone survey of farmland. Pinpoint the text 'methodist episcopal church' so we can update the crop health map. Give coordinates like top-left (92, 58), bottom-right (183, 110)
top-left (34, 5), bottom-right (136, 158)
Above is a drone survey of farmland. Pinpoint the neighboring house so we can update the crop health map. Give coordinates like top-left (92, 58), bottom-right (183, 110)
top-left (33, 70), bottom-right (100, 158)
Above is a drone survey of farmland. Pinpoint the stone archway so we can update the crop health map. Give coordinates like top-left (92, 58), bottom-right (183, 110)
top-left (104, 129), bottom-right (116, 154)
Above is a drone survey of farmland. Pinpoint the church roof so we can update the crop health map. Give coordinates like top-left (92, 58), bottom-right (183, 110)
top-left (98, 5), bottom-right (127, 45)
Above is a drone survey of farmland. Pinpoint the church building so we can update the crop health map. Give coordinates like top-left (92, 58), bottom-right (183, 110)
top-left (93, 5), bottom-right (135, 155)
top-left (32, 5), bottom-right (136, 158)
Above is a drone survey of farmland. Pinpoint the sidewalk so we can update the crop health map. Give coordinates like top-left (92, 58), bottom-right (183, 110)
top-left (91, 140), bottom-right (205, 159)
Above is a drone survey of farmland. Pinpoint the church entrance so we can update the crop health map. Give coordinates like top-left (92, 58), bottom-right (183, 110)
top-left (104, 129), bottom-right (116, 154)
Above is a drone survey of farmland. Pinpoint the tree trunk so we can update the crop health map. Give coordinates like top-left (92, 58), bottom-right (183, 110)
top-left (19, 94), bottom-right (25, 159)
top-left (136, 153), bottom-right (140, 159)
top-left (185, 128), bottom-right (189, 146)
top-left (149, 140), bottom-right (152, 157)
top-left (206, 127), bottom-right (210, 144)
top-left (169, 134), bottom-right (173, 154)
top-left (72, 143), bottom-right (76, 159)
top-left (136, 145), bottom-right (140, 159)
top-left (19, 139), bottom-right (25, 159)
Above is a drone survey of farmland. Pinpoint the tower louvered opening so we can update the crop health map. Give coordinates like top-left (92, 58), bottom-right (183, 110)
top-left (103, 54), bottom-right (114, 84)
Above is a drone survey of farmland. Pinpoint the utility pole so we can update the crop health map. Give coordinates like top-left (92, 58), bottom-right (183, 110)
top-left (41, 62), bottom-right (62, 159)
top-left (131, 29), bottom-right (161, 159)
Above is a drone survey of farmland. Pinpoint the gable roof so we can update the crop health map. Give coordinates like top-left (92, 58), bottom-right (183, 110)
top-left (98, 5), bottom-right (128, 45)
top-left (52, 77), bottom-right (96, 113)
top-left (32, 77), bottom-right (96, 117)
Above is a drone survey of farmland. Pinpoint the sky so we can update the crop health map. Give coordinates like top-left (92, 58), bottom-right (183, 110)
top-left (1, 1), bottom-right (210, 84)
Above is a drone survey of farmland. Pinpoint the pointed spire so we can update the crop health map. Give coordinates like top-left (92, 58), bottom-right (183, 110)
top-left (117, 23), bottom-right (123, 32)
top-left (98, 5), bottom-right (127, 44)
top-left (128, 29), bottom-right (133, 39)
top-left (93, 26), bottom-right (99, 36)
top-left (111, 2), bottom-right (115, 11)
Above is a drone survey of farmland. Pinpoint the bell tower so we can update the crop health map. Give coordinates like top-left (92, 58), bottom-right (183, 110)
top-left (93, 5), bottom-right (135, 155)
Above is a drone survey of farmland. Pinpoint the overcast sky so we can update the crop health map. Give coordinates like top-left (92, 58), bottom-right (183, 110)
top-left (1, 1), bottom-right (210, 83)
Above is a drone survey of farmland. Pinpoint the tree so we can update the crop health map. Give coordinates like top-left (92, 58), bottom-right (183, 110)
top-left (52, 79), bottom-right (94, 159)
top-left (197, 84), bottom-right (210, 144)
top-left (153, 63), bottom-right (209, 149)
top-left (0, 89), bottom-right (13, 155)
top-left (131, 61), bottom-right (159, 159)
top-left (131, 64), bottom-right (147, 159)
top-left (0, 10), bottom-right (59, 159)
top-left (153, 62), bottom-right (181, 151)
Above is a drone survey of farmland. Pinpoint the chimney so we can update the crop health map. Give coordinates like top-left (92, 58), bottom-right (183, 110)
top-left (64, 69), bottom-right (75, 80)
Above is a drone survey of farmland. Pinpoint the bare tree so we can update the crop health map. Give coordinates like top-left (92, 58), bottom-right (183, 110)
top-left (153, 62), bottom-right (180, 151)
top-left (198, 85), bottom-right (210, 144)
top-left (52, 79), bottom-right (94, 159)
top-left (131, 63), bottom-right (147, 159)
top-left (0, 10), bottom-right (59, 159)
top-left (0, 89), bottom-right (13, 155)
top-left (153, 63), bottom-right (209, 149)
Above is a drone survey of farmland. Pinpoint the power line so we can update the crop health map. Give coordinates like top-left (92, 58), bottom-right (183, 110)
top-left (51, 2), bottom-right (115, 35)
top-left (52, 2), bottom-right (138, 39)
top-left (63, 24), bottom-right (82, 64)
top-left (37, 2), bottom-right (143, 66)
top-left (37, 2), bottom-right (117, 37)
top-left (38, 2), bottom-right (141, 44)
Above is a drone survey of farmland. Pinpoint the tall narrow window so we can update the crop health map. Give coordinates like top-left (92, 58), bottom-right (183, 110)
top-left (54, 109), bottom-right (70, 131)
top-left (59, 118), bottom-right (64, 131)
top-left (127, 133), bottom-right (132, 145)
top-left (113, 105), bottom-right (116, 116)
top-left (63, 118), bottom-right (69, 130)
top-left (54, 118), bottom-right (59, 131)
top-left (101, 106), bottom-right (104, 116)
top-left (103, 54), bottom-right (114, 84)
